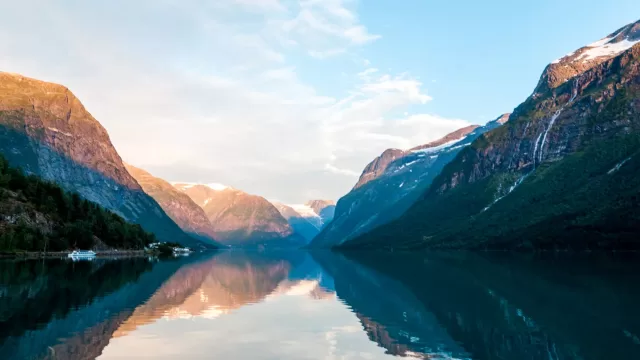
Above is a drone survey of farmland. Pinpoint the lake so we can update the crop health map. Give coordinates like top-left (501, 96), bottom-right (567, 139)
top-left (1, 251), bottom-right (639, 359)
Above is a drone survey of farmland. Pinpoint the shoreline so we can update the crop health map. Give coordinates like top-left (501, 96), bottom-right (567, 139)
top-left (0, 250), bottom-right (148, 259)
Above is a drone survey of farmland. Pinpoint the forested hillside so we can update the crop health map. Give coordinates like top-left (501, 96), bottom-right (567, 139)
top-left (0, 154), bottom-right (155, 252)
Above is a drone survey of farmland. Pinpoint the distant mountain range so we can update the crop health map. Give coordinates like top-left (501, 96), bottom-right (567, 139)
top-left (338, 18), bottom-right (640, 251)
top-left (172, 183), bottom-right (306, 248)
top-left (272, 201), bottom-right (335, 241)
top-left (124, 165), bottom-right (223, 247)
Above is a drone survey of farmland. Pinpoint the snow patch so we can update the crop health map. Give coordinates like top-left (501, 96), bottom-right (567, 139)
top-left (399, 182), bottom-right (404, 188)
top-left (552, 34), bottom-right (639, 66)
top-left (445, 142), bottom-right (471, 152)
top-left (393, 159), bottom-right (420, 173)
top-left (206, 183), bottom-right (229, 191)
top-left (411, 137), bottom-right (466, 154)
top-left (289, 204), bottom-right (320, 218)
top-left (576, 36), bottom-right (640, 63)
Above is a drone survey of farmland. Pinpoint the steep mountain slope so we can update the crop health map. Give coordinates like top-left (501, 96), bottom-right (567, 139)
top-left (0, 154), bottom-right (155, 252)
top-left (0, 72), bottom-right (207, 248)
top-left (343, 20), bottom-right (640, 251)
top-left (173, 183), bottom-right (304, 247)
top-left (124, 164), bottom-right (221, 246)
top-left (311, 115), bottom-right (509, 248)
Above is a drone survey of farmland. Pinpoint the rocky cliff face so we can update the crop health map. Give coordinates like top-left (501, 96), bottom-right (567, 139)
top-left (0, 72), bottom-right (205, 247)
top-left (124, 164), bottom-right (221, 246)
top-left (173, 183), bottom-right (304, 247)
top-left (311, 116), bottom-right (508, 248)
top-left (344, 20), bottom-right (640, 251)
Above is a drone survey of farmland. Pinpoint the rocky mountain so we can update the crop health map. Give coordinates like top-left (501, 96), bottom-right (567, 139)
top-left (310, 115), bottom-right (509, 248)
top-left (0, 153), bottom-right (157, 252)
top-left (342, 19), bottom-right (640, 251)
top-left (124, 164), bottom-right (221, 247)
top-left (0, 72), bottom-right (209, 248)
top-left (173, 183), bottom-right (304, 247)
top-left (272, 200), bottom-right (335, 241)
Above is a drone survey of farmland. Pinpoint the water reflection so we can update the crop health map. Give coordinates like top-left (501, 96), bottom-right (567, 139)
top-left (343, 252), bottom-right (640, 360)
top-left (0, 251), bottom-right (639, 359)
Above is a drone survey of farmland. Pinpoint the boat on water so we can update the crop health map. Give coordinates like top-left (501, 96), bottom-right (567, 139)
top-left (68, 250), bottom-right (97, 260)
top-left (173, 247), bottom-right (192, 256)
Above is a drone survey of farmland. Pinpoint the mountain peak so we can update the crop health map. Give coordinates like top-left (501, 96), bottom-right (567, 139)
top-left (536, 19), bottom-right (640, 93)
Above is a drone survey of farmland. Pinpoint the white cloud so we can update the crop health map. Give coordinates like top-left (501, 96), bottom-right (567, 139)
top-left (324, 164), bottom-right (360, 177)
top-left (357, 67), bottom-right (378, 79)
top-left (231, 0), bottom-right (286, 11)
top-left (281, 0), bottom-right (380, 54)
top-left (308, 48), bottom-right (347, 59)
top-left (0, 0), bottom-right (469, 203)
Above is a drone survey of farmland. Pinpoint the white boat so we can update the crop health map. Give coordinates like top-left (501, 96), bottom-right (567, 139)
top-left (172, 247), bottom-right (192, 256)
top-left (68, 250), bottom-right (97, 259)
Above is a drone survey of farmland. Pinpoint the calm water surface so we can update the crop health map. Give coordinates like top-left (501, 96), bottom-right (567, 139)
top-left (1, 251), bottom-right (639, 359)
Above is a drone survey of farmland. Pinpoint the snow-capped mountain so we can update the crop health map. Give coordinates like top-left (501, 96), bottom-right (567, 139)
top-left (310, 114), bottom-right (509, 248)
top-left (272, 200), bottom-right (336, 241)
top-left (343, 19), bottom-right (640, 251)
top-left (536, 19), bottom-right (640, 95)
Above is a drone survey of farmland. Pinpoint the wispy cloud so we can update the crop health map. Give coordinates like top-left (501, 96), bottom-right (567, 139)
top-left (0, 0), bottom-right (469, 203)
top-left (324, 164), bottom-right (360, 177)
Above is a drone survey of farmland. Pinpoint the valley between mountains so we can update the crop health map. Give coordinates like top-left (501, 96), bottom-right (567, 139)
top-left (1, 18), bottom-right (640, 252)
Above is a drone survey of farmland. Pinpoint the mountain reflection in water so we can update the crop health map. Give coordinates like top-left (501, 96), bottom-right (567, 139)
top-left (0, 251), bottom-right (639, 359)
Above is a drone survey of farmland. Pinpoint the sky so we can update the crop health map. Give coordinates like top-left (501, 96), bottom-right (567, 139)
top-left (1, 1), bottom-right (639, 203)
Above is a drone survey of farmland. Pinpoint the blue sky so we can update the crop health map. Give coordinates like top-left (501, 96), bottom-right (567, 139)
top-left (1, 0), bottom-right (639, 203)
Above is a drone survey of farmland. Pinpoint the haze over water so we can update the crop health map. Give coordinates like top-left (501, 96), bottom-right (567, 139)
top-left (1, 251), bottom-right (639, 360)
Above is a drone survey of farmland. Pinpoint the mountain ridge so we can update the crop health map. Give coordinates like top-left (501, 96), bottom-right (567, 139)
top-left (124, 164), bottom-right (222, 247)
top-left (342, 20), bottom-right (640, 251)
top-left (173, 183), bottom-right (305, 248)
top-left (311, 114), bottom-right (510, 248)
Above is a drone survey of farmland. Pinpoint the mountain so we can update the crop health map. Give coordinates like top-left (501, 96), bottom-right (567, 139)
top-left (124, 164), bottom-right (221, 247)
top-left (310, 115), bottom-right (509, 248)
top-left (173, 183), bottom-right (304, 248)
top-left (305, 200), bottom-right (336, 225)
top-left (0, 72), bottom-right (208, 248)
top-left (342, 19), bottom-right (640, 251)
top-left (272, 200), bottom-right (336, 241)
top-left (272, 203), bottom-right (321, 241)
top-left (0, 153), bottom-right (155, 252)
